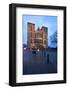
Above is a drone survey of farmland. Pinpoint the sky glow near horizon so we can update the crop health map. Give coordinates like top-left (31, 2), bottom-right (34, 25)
top-left (22, 15), bottom-right (57, 47)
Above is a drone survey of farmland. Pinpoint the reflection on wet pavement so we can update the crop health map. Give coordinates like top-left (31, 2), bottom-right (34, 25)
top-left (23, 49), bottom-right (57, 75)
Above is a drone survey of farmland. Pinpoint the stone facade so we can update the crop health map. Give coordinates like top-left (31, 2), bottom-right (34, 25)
top-left (27, 22), bottom-right (48, 49)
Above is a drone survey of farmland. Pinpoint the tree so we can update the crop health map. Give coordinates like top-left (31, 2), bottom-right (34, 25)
top-left (50, 31), bottom-right (57, 48)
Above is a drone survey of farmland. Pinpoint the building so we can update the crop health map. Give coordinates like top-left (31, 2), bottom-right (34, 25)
top-left (27, 22), bottom-right (48, 49)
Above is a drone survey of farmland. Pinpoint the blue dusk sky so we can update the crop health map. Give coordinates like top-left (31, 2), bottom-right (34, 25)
top-left (22, 15), bottom-right (57, 47)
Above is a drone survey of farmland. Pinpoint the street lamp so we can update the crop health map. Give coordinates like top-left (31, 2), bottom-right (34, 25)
top-left (37, 49), bottom-right (40, 52)
top-left (24, 48), bottom-right (26, 50)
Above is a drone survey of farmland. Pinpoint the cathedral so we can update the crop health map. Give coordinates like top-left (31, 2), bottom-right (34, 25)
top-left (27, 22), bottom-right (48, 49)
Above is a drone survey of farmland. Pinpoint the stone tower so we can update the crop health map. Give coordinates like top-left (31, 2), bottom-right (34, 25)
top-left (27, 22), bottom-right (48, 49)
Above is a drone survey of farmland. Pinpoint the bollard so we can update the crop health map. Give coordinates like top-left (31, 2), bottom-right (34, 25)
top-left (47, 54), bottom-right (49, 64)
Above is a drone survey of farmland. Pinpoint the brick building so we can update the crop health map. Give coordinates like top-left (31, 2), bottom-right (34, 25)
top-left (27, 22), bottom-right (48, 49)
